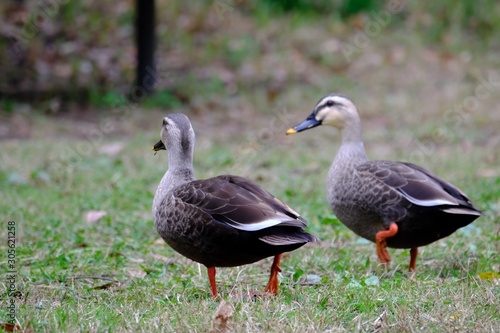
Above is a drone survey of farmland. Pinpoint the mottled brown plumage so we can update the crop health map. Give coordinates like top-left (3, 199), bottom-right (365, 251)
top-left (153, 113), bottom-right (317, 297)
top-left (287, 94), bottom-right (481, 271)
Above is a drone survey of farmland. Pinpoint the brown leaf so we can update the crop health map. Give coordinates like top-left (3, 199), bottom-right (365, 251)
top-left (85, 211), bottom-right (107, 224)
top-left (128, 269), bottom-right (147, 279)
top-left (151, 254), bottom-right (170, 262)
top-left (210, 301), bottom-right (234, 333)
top-left (0, 323), bottom-right (21, 332)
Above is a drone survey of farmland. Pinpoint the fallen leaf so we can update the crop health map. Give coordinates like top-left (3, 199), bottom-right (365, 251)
top-left (347, 279), bottom-right (362, 289)
top-left (478, 272), bottom-right (500, 280)
top-left (210, 301), bottom-right (234, 333)
top-left (128, 269), bottom-right (147, 279)
top-left (364, 275), bottom-right (380, 286)
top-left (85, 211), bottom-right (107, 223)
top-left (151, 254), bottom-right (171, 262)
top-left (6, 172), bottom-right (27, 185)
top-left (356, 238), bottom-right (371, 245)
top-left (128, 257), bottom-right (145, 263)
top-left (305, 274), bottom-right (321, 284)
top-left (0, 323), bottom-right (21, 332)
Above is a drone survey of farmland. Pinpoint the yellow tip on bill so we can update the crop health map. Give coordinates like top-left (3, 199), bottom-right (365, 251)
top-left (286, 128), bottom-right (297, 135)
top-left (151, 146), bottom-right (155, 151)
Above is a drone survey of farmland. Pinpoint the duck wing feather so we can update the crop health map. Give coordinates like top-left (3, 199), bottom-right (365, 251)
top-left (357, 161), bottom-right (481, 215)
top-left (172, 175), bottom-right (310, 232)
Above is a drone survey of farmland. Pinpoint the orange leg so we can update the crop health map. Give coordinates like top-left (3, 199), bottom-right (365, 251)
top-left (409, 247), bottom-right (418, 272)
top-left (264, 254), bottom-right (282, 295)
top-left (375, 223), bottom-right (398, 265)
top-left (207, 266), bottom-right (218, 297)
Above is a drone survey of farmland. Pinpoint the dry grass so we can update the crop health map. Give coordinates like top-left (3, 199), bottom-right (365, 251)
top-left (1, 3), bottom-right (500, 332)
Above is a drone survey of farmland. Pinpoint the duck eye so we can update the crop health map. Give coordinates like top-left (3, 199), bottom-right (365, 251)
top-left (326, 100), bottom-right (335, 107)
top-left (162, 119), bottom-right (168, 126)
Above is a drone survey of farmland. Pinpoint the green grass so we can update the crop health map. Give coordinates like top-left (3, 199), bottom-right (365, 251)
top-left (0, 94), bottom-right (499, 331)
top-left (1, 1), bottom-right (500, 330)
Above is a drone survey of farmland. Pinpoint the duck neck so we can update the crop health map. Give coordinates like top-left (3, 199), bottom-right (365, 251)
top-left (333, 120), bottom-right (368, 171)
top-left (166, 143), bottom-right (194, 178)
top-left (334, 141), bottom-right (368, 170)
top-left (153, 146), bottom-right (194, 215)
top-left (340, 113), bottom-right (363, 145)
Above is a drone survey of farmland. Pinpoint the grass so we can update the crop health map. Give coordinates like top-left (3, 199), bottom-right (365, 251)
top-left (0, 87), bottom-right (499, 331)
top-left (1, 2), bottom-right (500, 332)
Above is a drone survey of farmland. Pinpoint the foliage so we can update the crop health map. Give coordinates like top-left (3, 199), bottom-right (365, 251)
top-left (1, 0), bottom-right (500, 107)
top-left (254, 0), bottom-right (384, 16)
top-left (408, 0), bottom-right (500, 46)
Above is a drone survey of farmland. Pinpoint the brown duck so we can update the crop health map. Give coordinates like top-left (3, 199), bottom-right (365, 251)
top-left (152, 113), bottom-right (317, 297)
top-left (286, 94), bottom-right (482, 271)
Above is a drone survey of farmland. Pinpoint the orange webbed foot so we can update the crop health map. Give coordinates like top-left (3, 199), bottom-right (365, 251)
top-left (263, 254), bottom-right (282, 295)
top-left (375, 223), bottom-right (398, 265)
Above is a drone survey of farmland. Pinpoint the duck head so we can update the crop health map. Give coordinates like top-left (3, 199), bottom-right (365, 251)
top-left (286, 94), bottom-right (359, 134)
top-left (152, 113), bottom-right (195, 160)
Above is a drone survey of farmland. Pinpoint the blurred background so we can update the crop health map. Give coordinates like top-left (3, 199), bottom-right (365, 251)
top-left (2, 0), bottom-right (500, 220)
top-left (2, 0), bottom-right (499, 208)
top-left (2, 0), bottom-right (500, 119)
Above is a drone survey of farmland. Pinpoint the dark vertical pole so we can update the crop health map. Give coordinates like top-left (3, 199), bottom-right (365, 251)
top-left (135, 0), bottom-right (156, 101)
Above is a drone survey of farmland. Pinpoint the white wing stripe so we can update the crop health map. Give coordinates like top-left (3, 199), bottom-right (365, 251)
top-left (442, 207), bottom-right (482, 216)
top-left (400, 190), bottom-right (458, 207)
top-left (225, 217), bottom-right (290, 231)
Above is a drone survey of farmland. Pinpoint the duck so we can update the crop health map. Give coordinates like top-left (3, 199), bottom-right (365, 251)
top-left (152, 113), bottom-right (317, 297)
top-left (286, 94), bottom-right (482, 271)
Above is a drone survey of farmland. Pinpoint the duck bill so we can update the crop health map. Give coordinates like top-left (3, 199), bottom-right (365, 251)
top-left (152, 140), bottom-right (166, 151)
top-left (286, 113), bottom-right (322, 135)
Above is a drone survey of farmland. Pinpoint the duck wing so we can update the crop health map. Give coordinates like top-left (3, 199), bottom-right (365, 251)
top-left (358, 161), bottom-right (481, 216)
top-left (399, 162), bottom-right (482, 215)
top-left (172, 175), bottom-right (314, 244)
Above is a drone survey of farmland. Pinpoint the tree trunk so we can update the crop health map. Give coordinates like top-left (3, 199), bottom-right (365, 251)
top-left (134, 0), bottom-right (156, 102)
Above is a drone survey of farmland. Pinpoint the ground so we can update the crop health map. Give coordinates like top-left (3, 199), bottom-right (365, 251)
top-left (1, 1), bottom-right (499, 332)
